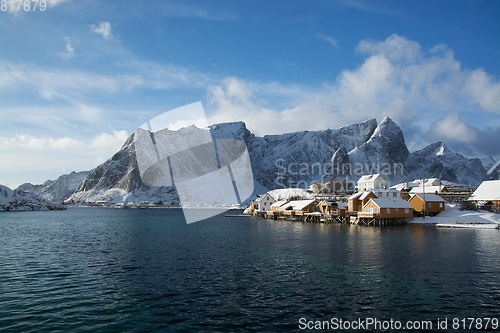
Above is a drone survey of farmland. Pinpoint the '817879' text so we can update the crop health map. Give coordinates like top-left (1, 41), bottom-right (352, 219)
top-left (2, 0), bottom-right (46, 11)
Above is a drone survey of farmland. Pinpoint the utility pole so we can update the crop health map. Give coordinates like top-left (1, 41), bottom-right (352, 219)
top-left (422, 178), bottom-right (426, 219)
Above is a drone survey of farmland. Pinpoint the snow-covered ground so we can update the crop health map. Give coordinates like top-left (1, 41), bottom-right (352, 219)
top-left (409, 203), bottom-right (499, 226)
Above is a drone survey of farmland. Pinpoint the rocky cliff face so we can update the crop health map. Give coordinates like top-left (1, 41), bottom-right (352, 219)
top-left (0, 185), bottom-right (62, 211)
top-left (16, 171), bottom-right (89, 203)
top-left (346, 117), bottom-right (410, 183)
top-left (66, 117), bottom-right (488, 204)
top-left (404, 142), bottom-right (486, 186)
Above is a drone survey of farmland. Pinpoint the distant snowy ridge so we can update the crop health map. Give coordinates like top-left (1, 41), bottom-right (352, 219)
top-left (66, 117), bottom-right (490, 205)
top-left (0, 185), bottom-right (65, 211)
top-left (17, 171), bottom-right (89, 203)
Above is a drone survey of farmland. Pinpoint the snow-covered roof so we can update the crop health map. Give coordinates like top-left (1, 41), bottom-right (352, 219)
top-left (372, 188), bottom-right (400, 193)
top-left (360, 191), bottom-right (375, 200)
top-left (270, 200), bottom-right (288, 208)
top-left (366, 199), bottom-right (413, 209)
top-left (318, 200), bottom-right (334, 205)
top-left (357, 174), bottom-right (384, 183)
top-left (409, 186), bottom-right (447, 193)
top-left (469, 180), bottom-right (500, 201)
top-left (348, 192), bottom-right (363, 200)
top-left (348, 191), bottom-right (376, 200)
top-left (281, 199), bottom-right (316, 211)
top-left (410, 193), bottom-right (445, 202)
top-left (257, 192), bottom-right (276, 202)
top-left (390, 182), bottom-right (419, 191)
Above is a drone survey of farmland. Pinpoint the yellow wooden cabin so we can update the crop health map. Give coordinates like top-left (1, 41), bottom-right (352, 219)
top-left (408, 193), bottom-right (445, 215)
top-left (359, 199), bottom-right (413, 219)
top-left (281, 200), bottom-right (317, 215)
top-left (348, 191), bottom-right (377, 212)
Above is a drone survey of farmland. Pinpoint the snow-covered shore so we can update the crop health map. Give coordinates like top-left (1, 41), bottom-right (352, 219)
top-left (409, 203), bottom-right (499, 226)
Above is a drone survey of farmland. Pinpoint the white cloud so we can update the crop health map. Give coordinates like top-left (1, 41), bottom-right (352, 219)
top-left (158, 2), bottom-right (238, 21)
top-left (0, 59), bottom-right (209, 103)
top-left (207, 77), bottom-right (336, 135)
top-left (461, 68), bottom-right (500, 114)
top-left (429, 112), bottom-right (478, 144)
top-left (0, 131), bottom-right (129, 151)
top-left (90, 130), bottom-right (129, 150)
top-left (91, 21), bottom-right (112, 39)
top-left (316, 33), bottom-right (338, 48)
top-left (46, 0), bottom-right (70, 7)
top-left (0, 130), bottom-right (130, 177)
top-left (59, 36), bottom-right (75, 58)
top-left (207, 34), bottom-right (500, 142)
top-left (0, 134), bottom-right (84, 150)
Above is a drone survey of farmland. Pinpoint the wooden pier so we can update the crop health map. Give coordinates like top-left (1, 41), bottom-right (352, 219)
top-left (252, 210), bottom-right (359, 225)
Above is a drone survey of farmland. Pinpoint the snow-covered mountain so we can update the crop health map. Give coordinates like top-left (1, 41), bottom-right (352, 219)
top-left (67, 117), bottom-right (488, 204)
top-left (404, 142), bottom-right (486, 186)
top-left (346, 117), bottom-right (410, 183)
top-left (17, 171), bottom-right (89, 203)
top-left (0, 185), bottom-right (65, 211)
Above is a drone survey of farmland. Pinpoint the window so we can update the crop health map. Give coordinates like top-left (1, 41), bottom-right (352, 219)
top-left (387, 208), bottom-right (390, 213)
top-left (405, 208), bottom-right (409, 213)
top-left (395, 208), bottom-right (398, 211)
top-left (439, 203), bottom-right (443, 208)
top-left (428, 203), bottom-right (432, 208)
top-left (393, 193), bottom-right (397, 197)
top-left (374, 208), bottom-right (378, 213)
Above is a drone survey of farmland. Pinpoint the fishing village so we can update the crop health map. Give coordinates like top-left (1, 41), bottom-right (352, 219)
top-left (244, 174), bottom-right (500, 227)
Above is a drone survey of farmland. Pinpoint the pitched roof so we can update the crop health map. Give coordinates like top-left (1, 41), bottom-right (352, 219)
top-left (257, 192), bottom-right (276, 202)
top-left (281, 199), bottom-right (316, 211)
top-left (410, 193), bottom-right (445, 202)
top-left (348, 191), bottom-right (376, 200)
top-left (409, 186), bottom-right (446, 193)
top-left (270, 200), bottom-right (288, 208)
top-left (360, 191), bottom-right (375, 200)
top-left (357, 174), bottom-right (384, 183)
top-left (367, 199), bottom-right (413, 209)
top-left (469, 180), bottom-right (500, 201)
top-left (348, 192), bottom-right (363, 200)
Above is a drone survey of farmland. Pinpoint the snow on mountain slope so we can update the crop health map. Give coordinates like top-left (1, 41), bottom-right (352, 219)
top-left (347, 117), bottom-right (410, 183)
top-left (67, 117), bottom-right (488, 204)
top-left (404, 142), bottom-right (486, 186)
top-left (16, 171), bottom-right (89, 203)
top-left (0, 185), bottom-right (52, 211)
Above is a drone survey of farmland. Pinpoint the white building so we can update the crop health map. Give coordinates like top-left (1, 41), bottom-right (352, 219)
top-left (257, 193), bottom-right (277, 212)
top-left (356, 174), bottom-right (388, 192)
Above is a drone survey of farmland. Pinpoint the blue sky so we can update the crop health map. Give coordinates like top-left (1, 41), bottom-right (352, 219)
top-left (1, 0), bottom-right (500, 188)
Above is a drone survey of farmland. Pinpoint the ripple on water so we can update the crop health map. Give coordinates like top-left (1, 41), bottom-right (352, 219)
top-left (1, 208), bottom-right (500, 331)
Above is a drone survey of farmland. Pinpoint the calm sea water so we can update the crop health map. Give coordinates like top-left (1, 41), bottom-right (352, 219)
top-left (1, 207), bottom-right (499, 332)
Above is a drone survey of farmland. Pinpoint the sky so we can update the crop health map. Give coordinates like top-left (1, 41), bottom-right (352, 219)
top-left (1, 0), bottom-right (500, 188)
